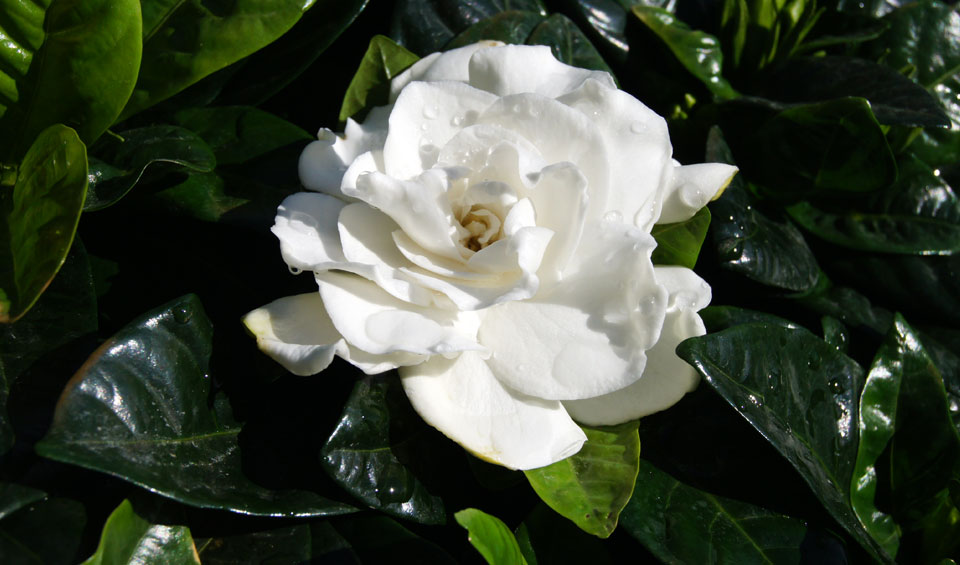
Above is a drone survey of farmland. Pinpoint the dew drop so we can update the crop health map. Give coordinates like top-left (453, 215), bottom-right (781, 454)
top-left (603, 210), bottom-right (623, 223)
top-left (288, 265), bottom-right (303, 275)
top-left (422, 105), bottom-right (438, 119)
top-left (420, 123), bottom-right (428, 131)
top-left (679, 183), bottom-right (705, 208)
top-left (629, 121), bottom-right (647, 134)
top-left (451, 114), bottom-right (464, 127)
top-left (173, 306), bottom-right (192, 324)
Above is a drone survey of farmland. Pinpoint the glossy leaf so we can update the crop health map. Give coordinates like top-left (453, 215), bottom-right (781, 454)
top-left (878, 153), bottom-right (960, 224)
top-left (860, 0), bottom-right (960, 88)
top-left (321, 374), bottom-right (446, 524)
top-left (390, 0), bottom-right (548, 55)
top-left (0, 0), bottom-right (141, 162)
top-left (447, 11), bottom-right (545, 48)
top-left (699, 305), bottom-right (800, 333)
top-left (527, 13), bottom-right (613, 74)
top-left (524, 422), bottom-right (640, 538)
top-left (514, 503), bottom-right (613, 565)
top-left (0, 496), bottom-right (86, 564)
top-left (213, 0), bottom-right (370, 105)
top-left (792, 274), bottom-right (893, 336)
top-left (542, 0), bottom-right (632, 64)
top-left (0, 124), bottom-right (87, 323)
top-left (632, 6), bottom-right (737, 99)
top-left (455, 508), bottom-right (528, 565)
top-left (788, 201), bottom-right (960, 255)
top-left (761, 56), bottom-right (949, 127)
top-left (123, 0), bottom-right (317, 118)
top-left (621, 458), bottom-right (810, 563)
top-left (172, 106), bottom-right (311, 166)
top-left (677, 323), bottom-right (892, 562)
top-left (82, 499), bottom-right (199, 565)
top-left (85, 126), bottom-right (216, 211)
top-left (821, 316), bottom-right (850, 354)
top-left (911, 75), bottom-right (960, 170)
top-left (799, 10), bottom-right (889, 51)
top-left (339, 35), bottom-right (420, 122)
top-left (35, 295), bottom-right (356, 517)
top-left (706, 128), bottom-right (820, 292)
top-left (719, 97), bottom-right (897, 196)
top-left (718, 0), bottom-right (823, 77)
top-left (651, 207), bottom-right (711, 269)
top-left (0, 483), bottom-right (46, 520)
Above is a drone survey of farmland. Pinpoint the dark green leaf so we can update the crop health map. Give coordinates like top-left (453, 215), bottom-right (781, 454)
top-left (526, 13), bottom-right (614, 74)
top-left (706, 128), bottom-right (820, 291)
top-left (0, 483), bottom-right (46, 520)
top-left (835, 0), bottom-right (903, 18)
top-left (35, 295), bottom-right (356, 517)
top-left (332, 514), bottom-right (457, 564)
top-left (621, 458), bottom-right (810, 563)
top-left (321, 374), bottom-right (446, 524)
top-left (390, 0), bottom-right (548, 55)
top-left (81, 500), bottom-right (198, 565)
top-left (699, 305), bottom-right (800, 333)
top-left (718, 97), bottom-right (897, 196)
top-left (0, 0), bottom-right (141, 162)
top-left (791, 274), bottom-right (893, 336)
top-left (761, 56), bottom-right (949, 127)
top-left (447, 11), bottom-right (546, 48)
top-left (172, 106), bottom-right (311, 166)
top-left (539, 0), bottom-right (632, 64)
top-left (0, 496), bottom-right (86, 564)
top-left (911, 75), bottom-right (960, 170)
top-left (632, 6), bottom-right (737, 99)
top-left (0, 124), bottom-right (87, 323)
top-left (787, 201), bottom-right (960, 255)
top-left (821, 316), bottom-right (850, 354)
top-left (677, 323), bottom-right (892, 562)
top-left (514, 503), bottom-right (613, 565)
top-left (152, 170), bottom-right (297, 226)
top-left (0, 364), bottom-right (8, 454)
top-left (524, 422), bottom-right (640, 538)
top-left (85, 126), bottom-right (216, 211)
top-left (799, 11), bottom-right (889, 52)
top-left (340, 35), bottom-right (420, 122)
top-left (878, 154), bottom-right (960, 224)
top-left (860, 0), bottom-right (960, 88)
top-left (651, 207), bottom-right (711, 269)
top-left (198, 525), bottom-right (327, 564)
top-left (213, 0), bottom-right (370, 105)
top-left (455, 508), bottom-right (528, 565)
top-left (123, 0), bottom-right (317, 118)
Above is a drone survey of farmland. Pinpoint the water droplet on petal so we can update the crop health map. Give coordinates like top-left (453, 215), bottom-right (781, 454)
top-left (679, 183), bottom-right (705, 208)
top-left (288, 265), bottom-right (303, 275)
top-left (451, 115), bottom-right (464, 127)
top-left (423, 105), bottom-right (438, 119)
top-left (603, 210), bottom-right (623, 223)
top-left (630, 121), bottom-right (647, 134)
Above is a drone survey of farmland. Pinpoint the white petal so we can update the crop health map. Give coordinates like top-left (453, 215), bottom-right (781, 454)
top-left (467, 44), bottom-right (615, 97)
top-left (477, 93), bottom-right (610, 223)
top-left (556, 78), bottom-right (673, 232)
top-left (316, 271), bottom-right (483, 356)
top-left (658, 162), bottom-right (738, 224)
top-left (389, 41), bottom-right (504, 101)
top-left (563, 267), bottom-right (710, 424)
top-left (400, 351), bottom-right (586, 470)
top-left (383, 81), bottom-right (497, 180)
top-left (341, 150), bottom-right (384, 196)
top-left (299, 106), bottom-right (390, 196)
top-left (271, 192), bottom-right (347, 272)
top-left (478, 223), bottom-right (668, 400)
top-left (523, 163), bottom-right (589, 283)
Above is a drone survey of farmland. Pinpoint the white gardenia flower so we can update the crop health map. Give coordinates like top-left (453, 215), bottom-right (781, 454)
top-left (244, 41), bottom-right (736, 470)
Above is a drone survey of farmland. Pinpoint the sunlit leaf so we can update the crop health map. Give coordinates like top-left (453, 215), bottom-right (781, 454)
top-left (651, 207), bottom-right (711, 269)
top-left (340, 35), bottom-right (420, 122)
top-left (81, 499), bottom-right (199, 565)
top-left (455, 508), bottom-right (528, 565)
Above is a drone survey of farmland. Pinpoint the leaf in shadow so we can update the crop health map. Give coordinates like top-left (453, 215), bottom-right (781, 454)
top-left (81, 499), bottom-right (199, 565)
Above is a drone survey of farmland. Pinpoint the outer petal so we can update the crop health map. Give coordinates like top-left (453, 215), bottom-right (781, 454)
top-left (389, 41), bottom-right (503, 101)
top-left (658, 162), bottom-right (738, 224)
top-left (478, 223), bottom-right (668, 400)
top-left (299, 106), bottom-right (390, 195)
top-left (557, 78), bottom-right (673, 232)
top-left (316, 271), bottom-right (483, 356)
top-left (400, 351), bottom-right (586, 470)
top-left (271, 192), bottom-right (347, 272)
top-left (467, 44), bottom-right (615, 97)
top-left (383, 81), bottom-right (497, 180)
top-left (244, 293), bottom-right (425, 376)
top-left (563, 267), bottom-right (711, 425)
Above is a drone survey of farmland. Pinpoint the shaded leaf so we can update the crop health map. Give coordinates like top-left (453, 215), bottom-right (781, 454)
top-left (0, 0), bottom-right (141, 162)
top-left (455, 508), bottom-right (528, 565)
top-left (447, 11), bottom-right (545, 48)
top-left (390, 0), bottom-right (548, 55)
top-left (632, 6), bottom-right (737, 99)
top-left (524, 422), bottom-right (640, 538)
top-left (791, 274), bottom-right (893, 336)
top-left (651, 207), bottom-right (711, 269)
top-left (821, 316), bottom-right (850, 354)
top-left (0, 483), bottom-right (45, 520)
top-left (761, 56), bottom-right (949, 127)
top-left (541, 0), bottom-right (633, 64)
top-left (123, 0), bottom-right (317, 118)
top-left (799, 11), bottom-right (889, 51)
top-left (706, 128), bottom-right (820, 291)
top-left (877, 153), bottom-right (960, 224)
top-left (85, 126), bottom-right (216, 211)
top-left (787, 201), bottom-right (960, 255)
top-left (860, 0), bottom-right (960, 88)
top-left (213, 0), bottom-right (370, 105)
top-left (81, 500), bottom-right (199, 565)
top-left (321, 374), bottom-right (446, 524)
top-left (527, 13), bottom-right (614, 74)
top-left (514, 503), bottom-right (613, 565)
top-left (332, 514), bottom-right (457, 564)
top-left (0, 496), bottom-right (86, 564)
top-left (340, 35), bottom-right (420, 122)
top-left (911, 75), bottom-right (960, 170)
top-left (35, 295), bottom-right (356, 517)
top-left (699, 305), bottom-right (800, 333)
top-left (172, 106), bottom-right (311, 166)
top-left (0, 125), bottom-right (87, 323)
top-left (677, 323), bottom-right (892, 562)
top-left (621, 458), bottom-right (810, 563)
top-left (198, 525), bottom-right (318, 564)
